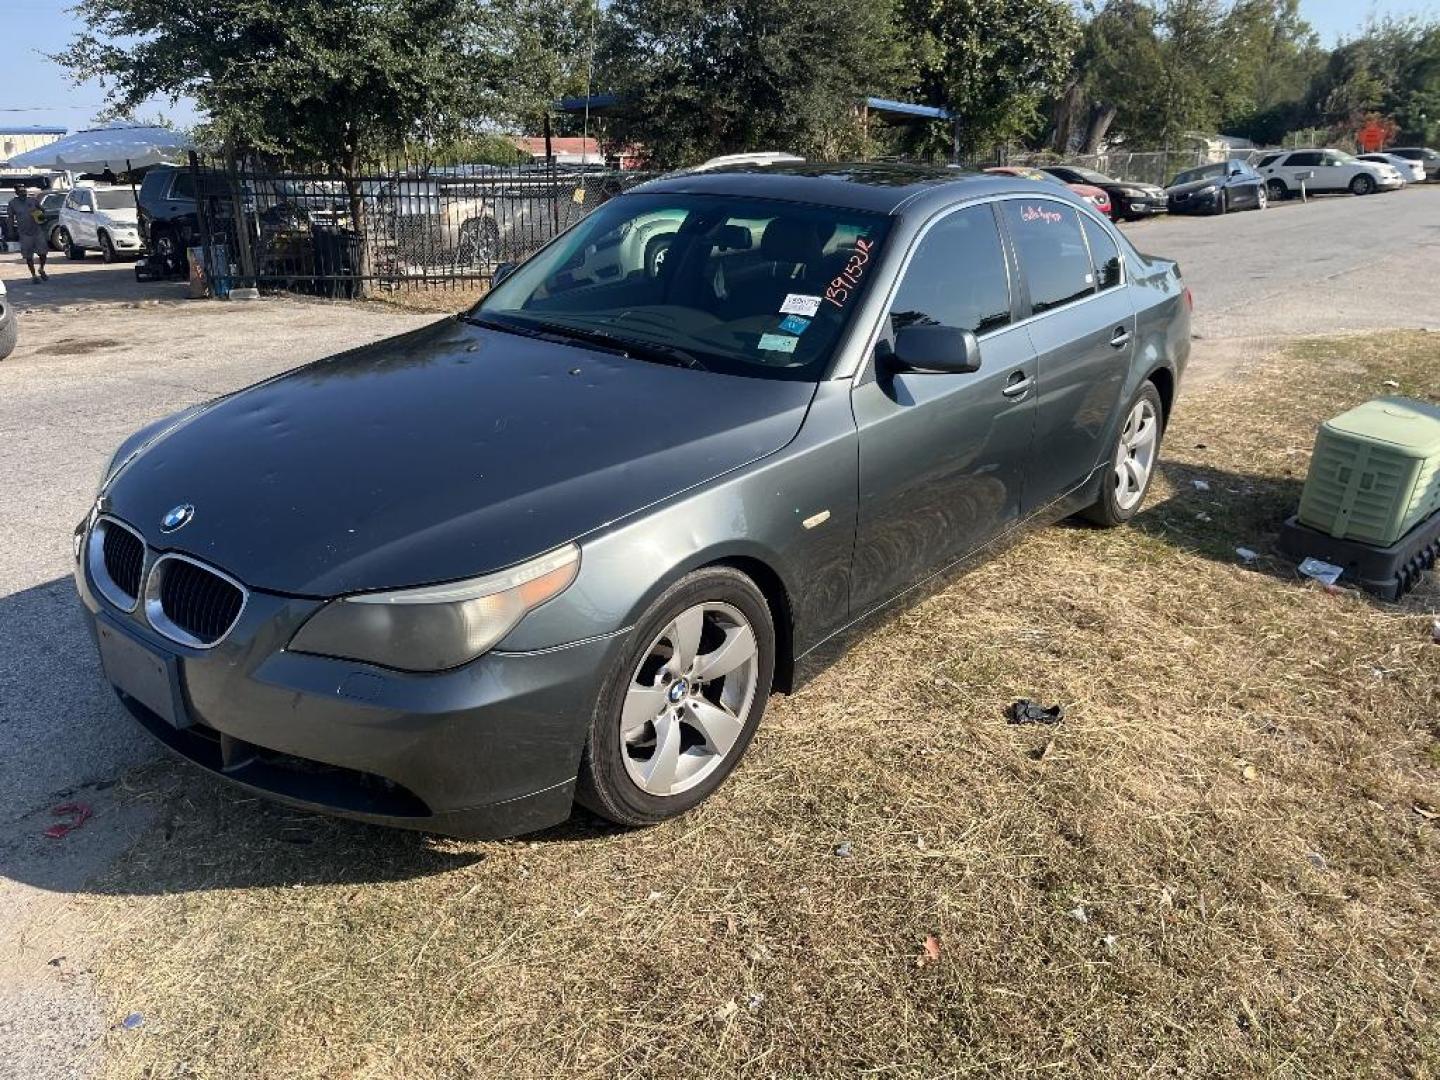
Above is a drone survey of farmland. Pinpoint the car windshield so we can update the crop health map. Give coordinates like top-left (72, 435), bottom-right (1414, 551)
top-left (1067, 168), bottom-right (1116, 185)
top-left (473, 193), bottom-right (893, 381)
top-left (1171, 163), bottom-right (1226, 186)
top-left (94, 189), bottom-right (136, 211)
top-left (1330, 151), bottom-right (1358, 164)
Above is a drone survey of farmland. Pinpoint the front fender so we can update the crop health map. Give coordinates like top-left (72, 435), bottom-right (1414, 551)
top-left (498, 381), bottom-right (860, 658)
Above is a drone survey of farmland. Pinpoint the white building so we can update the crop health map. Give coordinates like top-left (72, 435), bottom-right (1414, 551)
top-left (0, 125), bottom-right (67, 163)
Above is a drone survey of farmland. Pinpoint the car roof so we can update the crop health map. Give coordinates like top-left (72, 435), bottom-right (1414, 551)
top-left (628, 162), bottom-right (1036, 215)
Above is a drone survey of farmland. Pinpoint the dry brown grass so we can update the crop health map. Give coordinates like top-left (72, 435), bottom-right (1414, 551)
top-left (85, 333), bottom-right (1440, 1079)
top-left (365, 283), bottom-right (488, 316)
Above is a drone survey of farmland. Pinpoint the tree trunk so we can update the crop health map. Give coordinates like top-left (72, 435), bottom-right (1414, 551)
top-left (1081, 103), bottom-right (1118, 155)
top-left (341, 144), bottom-right (371, 299)
top-left (1050, 79), bottom-right (1084, 153)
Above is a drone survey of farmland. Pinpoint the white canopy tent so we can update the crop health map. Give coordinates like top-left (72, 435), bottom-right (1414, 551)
top-left (4, 124), bottom-right (192, 173)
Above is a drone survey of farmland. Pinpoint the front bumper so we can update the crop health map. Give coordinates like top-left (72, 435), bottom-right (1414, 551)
top-left (1117, 195), bottom-right (1168, 217)
top-left (1167, 190), bottom-right (1221, 214)
top-left (74, 515), bottom-right (618, 838)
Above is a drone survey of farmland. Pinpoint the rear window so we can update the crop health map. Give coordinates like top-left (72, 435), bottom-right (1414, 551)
top-left (1002, 200), bottom-right (1096, 315)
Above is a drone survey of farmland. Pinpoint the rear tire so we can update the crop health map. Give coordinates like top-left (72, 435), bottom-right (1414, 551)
top-left (48, 224), bottom-right (65, 251)
top-left (1080, 382), bottom-right (1165, 528)
top-left (576, 567), bottom-right (775, 827)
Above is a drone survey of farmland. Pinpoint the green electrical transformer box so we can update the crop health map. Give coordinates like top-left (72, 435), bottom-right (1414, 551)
top-left (1297, 397), bottom-right (1440, 547)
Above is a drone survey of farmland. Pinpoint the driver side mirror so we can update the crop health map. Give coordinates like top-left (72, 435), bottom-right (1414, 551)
top-left (889, 324), bottom-right (982, 375)
top-left (491, 261), bottom-right (516, 286)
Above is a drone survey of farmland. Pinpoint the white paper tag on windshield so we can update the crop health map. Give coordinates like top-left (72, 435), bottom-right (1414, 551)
top-left (779, 294), bottom-right (821, 317)
top-left (758, 333), bottom-right (799, 354)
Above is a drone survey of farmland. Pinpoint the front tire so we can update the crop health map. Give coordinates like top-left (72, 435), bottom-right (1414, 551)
top-left (1256, 185), bottom-right (1268, 211)
top-left (1081, 382), bottom-right (1165, 527)
top-left (1350, 174), bottom-right (1376, 196)
top-left (65, 231), bottom-right (86, 260)
top-left (1266, 179), bottom-right (1288, 202)
top-left (577, 567), bottom-right (776, 827)
top-left (99, 231), bottom-right (117, 263)
top-left (48, 224), bottom-right (65, 251)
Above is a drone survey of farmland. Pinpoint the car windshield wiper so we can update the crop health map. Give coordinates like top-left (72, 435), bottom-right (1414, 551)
top-left (522, 319), bottom-right (708, 372)
top-left (464, 313), bottom-right (708, 371)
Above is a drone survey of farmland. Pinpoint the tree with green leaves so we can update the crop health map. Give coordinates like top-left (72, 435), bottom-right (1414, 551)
top-left (597, 0), bottom-right (906, 168)
top-left (899, 0), bottom-right (1081, 154)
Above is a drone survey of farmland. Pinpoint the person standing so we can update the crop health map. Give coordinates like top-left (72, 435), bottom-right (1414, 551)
top-left (7, 184), bottom-right (49, 282)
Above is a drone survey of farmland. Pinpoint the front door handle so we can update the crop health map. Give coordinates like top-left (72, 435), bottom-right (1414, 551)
top-left (1001, 372), bottom-right (1035, 398)
top-left (1109, 327), bottom-right (1132, 349)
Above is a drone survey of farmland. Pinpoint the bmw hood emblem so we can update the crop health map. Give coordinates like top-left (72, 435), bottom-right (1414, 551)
top-left (160, 503), bottom-right (195, 533)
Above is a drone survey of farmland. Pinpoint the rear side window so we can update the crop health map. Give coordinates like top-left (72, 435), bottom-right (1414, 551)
top-left (1081, 215), bottom-right (1122, 291)
top-left (887, 204), bottom-right (1011, 336)
top-left (169, 171), bottom-right (196, 199)
top-left (1002, 200), bottom-right (1096, 315)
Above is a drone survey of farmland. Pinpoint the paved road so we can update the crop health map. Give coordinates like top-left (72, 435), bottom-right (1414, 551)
top-left (0, 182), bottom-right (1438, 1076)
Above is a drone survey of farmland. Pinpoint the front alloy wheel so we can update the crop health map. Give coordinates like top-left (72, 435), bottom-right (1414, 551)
top-left (578, 567), bottom-right (775, 826)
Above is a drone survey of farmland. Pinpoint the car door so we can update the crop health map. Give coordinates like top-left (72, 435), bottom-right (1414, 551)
top-left (1000, 198), bottom-right (1132, 512)
top-left (71, 188), bottom-right (98, 244)
top-left (850, 202), bottom-right (1036, 614)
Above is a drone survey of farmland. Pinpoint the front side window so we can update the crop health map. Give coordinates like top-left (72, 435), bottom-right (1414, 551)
top-left (1257, 153), bottom-right (1281, 168)
top-left (1081, 215), bottom-right (1122, 291)
top-left (476, 193), bottom-right (892, 381)
top-left (1286, 152), bottom-right (1321, 167)
top-left (886, 204), bottom-right (1011, 337)
top-left (1002, 200), bottom-right (1096, 315)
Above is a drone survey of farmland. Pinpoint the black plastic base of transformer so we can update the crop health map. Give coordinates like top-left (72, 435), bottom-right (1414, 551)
top-left (1279, 513), bottom-right (1440, 600)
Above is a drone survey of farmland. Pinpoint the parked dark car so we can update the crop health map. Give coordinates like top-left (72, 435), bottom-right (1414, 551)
top-left (1165, 158), bottom-right (1268, 215)
top-left (37, 191), bottom-right (67, 249)
top-left (1042, 165), bottom-right (1168, 220)
top-left (136, 164), bottom-right (261, 275)
top-left (75, 165), bottom-right (1191, 838)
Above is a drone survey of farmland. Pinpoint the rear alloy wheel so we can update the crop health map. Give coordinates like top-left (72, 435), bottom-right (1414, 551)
top-left (1081, 382), bottom-right (1164, 527)
top-left (577, 568), bottom-right (775, 826)
top-left (1266, 179), bottom-right (1288, 202)
top-left (1350, 174), bottom-right (1376, 196)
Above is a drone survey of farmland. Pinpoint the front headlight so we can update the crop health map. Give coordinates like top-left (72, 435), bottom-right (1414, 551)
top-left (1197, 184), bottom-right (1219, 195)
top-left (289, 544), bottom-right (581, 672)
top-left (1119, 187), bottom-right (1146, 198)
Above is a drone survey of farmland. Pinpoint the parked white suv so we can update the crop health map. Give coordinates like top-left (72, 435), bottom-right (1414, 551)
top-left (1255, 149), bottom-right (1403, 199)
top-left (58, 184), bottom-right (143, 262)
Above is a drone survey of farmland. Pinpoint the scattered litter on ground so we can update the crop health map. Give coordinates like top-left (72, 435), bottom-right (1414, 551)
top-left (1100, 934), bottom-right (1117, 953)
top-left (915, 935), bottom-right (942, 967)
top-left (1191, 479), bottom-right (1211, 491)
top-left (833, 841), bottom-right (853, 858)
top-left (712, 999), bottom-right (738, 1023)
top-left (1306, 851), bottom-right (1327, 869)
top-left (645, 890), bottom-right (665, 903)
top-left (1241, 763), bottom-right (1259, 782)
top-left (1298, 557), bottom-right (1344, 587)
top-left (1415, 804), bottom-right (1439, 821)
top-left (1235, 547), bottom-right (1259, 563)
top-left (1068, 905), bottom-right (1089, 924)
top-left (1431, 619), bottom-right (1440, 644)
top-left (120, 1012), bottom-right (144, 1031)
top-left (43, 802), bottom-right (93, 839)
top-left (746, 993), bottom-right (765, 1013)
top-left (1382, 379), bottom-right (1400, 389)
top-left (1008, 700), bottom-right (1064, 726)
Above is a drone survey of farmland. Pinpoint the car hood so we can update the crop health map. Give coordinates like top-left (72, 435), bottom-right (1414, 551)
top-left (1165, 178), bottom-right (1224, 195)
top-left (103, 319), bottom-right (816, 596)
top-left (1108, 181), bottom-right (1165, 197)
top-left (97, 208), bottom-right (139, 226)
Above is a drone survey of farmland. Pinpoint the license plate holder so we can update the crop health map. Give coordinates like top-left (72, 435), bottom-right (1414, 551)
top-left (96, 618), bottom-right (190, 729)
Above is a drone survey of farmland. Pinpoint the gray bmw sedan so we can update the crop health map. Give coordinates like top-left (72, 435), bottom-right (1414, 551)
top-left (75, 165), bottom-right (1190, 837)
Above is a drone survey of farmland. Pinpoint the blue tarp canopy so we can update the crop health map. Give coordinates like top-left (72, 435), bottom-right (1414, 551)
top-left (864, 97), bottom-right (952, 121)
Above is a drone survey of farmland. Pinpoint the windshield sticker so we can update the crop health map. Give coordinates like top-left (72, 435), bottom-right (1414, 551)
top-left (778, 314), bottom-right (811, 335)
top-left (779, 294), bottom-right (822, 317)
top-left (758, 333), bottom-right (799, 354)
top-left (1020, 205), bottom-right (1064, 225)
top-left (823, 236), bottom-right (876, 310)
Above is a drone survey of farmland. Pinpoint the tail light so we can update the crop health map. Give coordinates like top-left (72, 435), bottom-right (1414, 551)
top-left (1183, 286), bottom-right (1194, 311)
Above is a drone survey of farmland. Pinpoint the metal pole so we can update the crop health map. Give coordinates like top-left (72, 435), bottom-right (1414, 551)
top-left (191, 151), bottom-right (214, 295)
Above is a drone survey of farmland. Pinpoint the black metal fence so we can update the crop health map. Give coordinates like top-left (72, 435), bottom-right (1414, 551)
top-left (183, 153), bottom-right (660, 296)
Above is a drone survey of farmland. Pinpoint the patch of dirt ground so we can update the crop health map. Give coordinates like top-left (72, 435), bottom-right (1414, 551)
top-left (82, 332), bottom-right (1439, 1078)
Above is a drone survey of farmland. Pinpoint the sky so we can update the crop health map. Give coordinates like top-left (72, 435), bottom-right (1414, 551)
top-left (1, 0), bottom-right (1437, 138)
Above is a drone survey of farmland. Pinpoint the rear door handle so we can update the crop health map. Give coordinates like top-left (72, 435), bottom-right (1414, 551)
top-left (1001, 372), bottom-right (1035, 398)
top-left (1109, 327), bottom-right (1132, 349)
